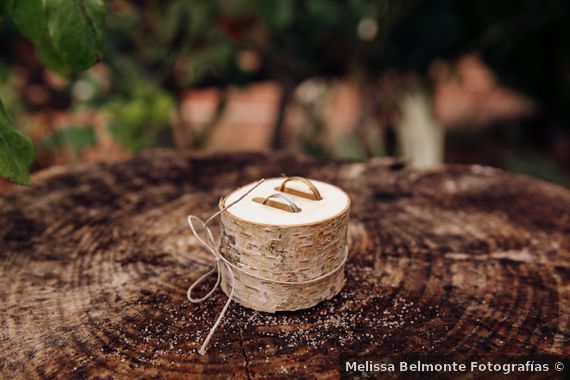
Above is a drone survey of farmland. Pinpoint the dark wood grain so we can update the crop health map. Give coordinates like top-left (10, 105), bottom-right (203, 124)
top-left (1, 150), bottom-right (569, 379)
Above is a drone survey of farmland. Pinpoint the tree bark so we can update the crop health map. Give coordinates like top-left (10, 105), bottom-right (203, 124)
top-left (1, 150), bottom-right (569, 379)
top-left (271, 82), bottom-right (295, 150)
top-left (219, 190), bottom-right (349, 313)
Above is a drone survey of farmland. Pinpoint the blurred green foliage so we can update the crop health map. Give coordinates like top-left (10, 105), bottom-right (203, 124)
top-left (98, 0), bottom-right (570, 151)
top-left (106, 83), bottom-right (175, 153)
top-left (0, 0), bottom-right (105, 184)
top-left (505, 152), bottom-right (570, 187)
top-left (41, 124), bottom-right (96, 155)
top-left (0, 0), bottom-right (568, 185)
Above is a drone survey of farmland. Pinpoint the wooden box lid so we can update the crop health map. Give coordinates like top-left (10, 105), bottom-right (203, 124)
top-left (222, 177), bottom-right (350, 227)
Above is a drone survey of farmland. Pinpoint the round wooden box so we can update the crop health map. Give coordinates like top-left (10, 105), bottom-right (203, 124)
top-left (218, 177), bottom-right (350, 312)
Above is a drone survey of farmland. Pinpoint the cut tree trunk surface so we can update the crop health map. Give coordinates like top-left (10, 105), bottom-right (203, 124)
top-left (1, 150), bottom-right (569, 379)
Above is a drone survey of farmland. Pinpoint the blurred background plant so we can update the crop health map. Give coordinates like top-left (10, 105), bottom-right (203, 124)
top-left (1, 0), bottom-right (569, 189)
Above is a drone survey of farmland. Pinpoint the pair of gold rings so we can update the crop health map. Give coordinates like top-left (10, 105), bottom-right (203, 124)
top-left (253, 176), bottom-right (322, 213)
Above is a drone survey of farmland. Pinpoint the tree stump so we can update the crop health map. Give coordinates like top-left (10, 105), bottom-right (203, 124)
top-left (1, 150), bottom-right (569, 379)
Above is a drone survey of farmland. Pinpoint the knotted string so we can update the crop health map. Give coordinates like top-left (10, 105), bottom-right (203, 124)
top-left (187, 179), bottom-right (265, 354)
top-left (187, 178), bottom-right (349, 355)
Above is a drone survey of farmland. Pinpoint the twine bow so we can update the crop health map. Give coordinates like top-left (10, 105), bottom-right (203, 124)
top-left (186, 178), bottom-right (349, 355)
top-left (186, 179), bottom-right (265, 355)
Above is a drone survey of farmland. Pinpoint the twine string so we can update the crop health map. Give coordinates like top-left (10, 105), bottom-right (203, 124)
top-left (187, 178), bottom-right (349, 355)
top-left (187, 179), bottom-right (265, 355)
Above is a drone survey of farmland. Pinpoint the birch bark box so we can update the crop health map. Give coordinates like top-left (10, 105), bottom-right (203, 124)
top-left (218, 177), bottom-right (350, 312)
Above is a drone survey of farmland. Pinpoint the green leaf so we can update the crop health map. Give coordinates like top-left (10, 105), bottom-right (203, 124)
top-left (11, 0), bottom-right (46, 43)
top-left (0, 0), bottom-right (14, 16)
top-left (44, 0), bottom-right (106, 71)
top-left (35, 35), bottom-right (73, 75)
top-left (0, 100), bottom-right (34, 185)
top-left (8, 0), bottom-right (106, 73)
